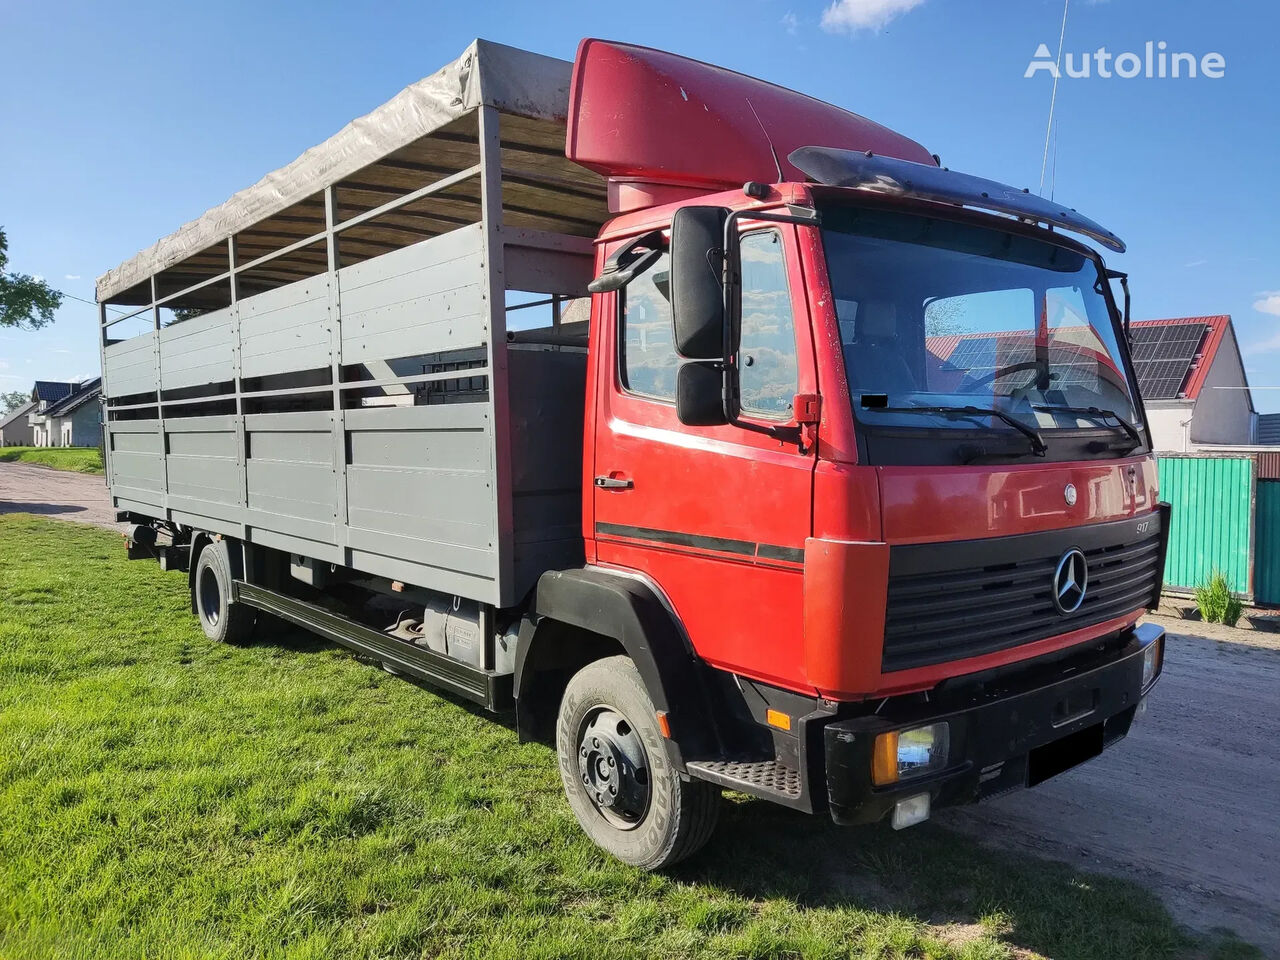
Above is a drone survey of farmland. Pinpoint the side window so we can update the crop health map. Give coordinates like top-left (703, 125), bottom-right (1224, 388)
top-left (739, 231), bottom-right (799, 417)
top-left (619, 252), bottom-right (677, 401)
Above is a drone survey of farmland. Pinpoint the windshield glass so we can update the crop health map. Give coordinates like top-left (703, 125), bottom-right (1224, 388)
top-left (821, 205), bottom-right (1141, 451)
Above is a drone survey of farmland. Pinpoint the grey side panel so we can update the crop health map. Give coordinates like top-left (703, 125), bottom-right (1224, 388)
top-left (338, 224), bottom-right (488, 362)
top-left (508, 346), bottom-right (587, 597)
top-left (159, 308), bottom-right (235, 390)
top-left (239, 280), bottom-right (332, 379)
top-left (107, 419), bottom-right (164, 507)
top-left (345, 404), bottom-right (497, 599)
top-left (103, 335), bottom-right (157, 398)
top-left (244, 411), bottom-right (338, 545)
top-left (165, 416), bottom-right (240, 521)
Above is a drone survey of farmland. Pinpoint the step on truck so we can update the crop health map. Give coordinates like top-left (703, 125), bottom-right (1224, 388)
top-left (99, 38), bottom-right (1169, 868)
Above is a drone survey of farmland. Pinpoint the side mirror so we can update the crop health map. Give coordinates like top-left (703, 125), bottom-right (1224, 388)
top-left (675, 362), bottom-right (725, 426)
top-left (670, 206), bottom-right (729, 358)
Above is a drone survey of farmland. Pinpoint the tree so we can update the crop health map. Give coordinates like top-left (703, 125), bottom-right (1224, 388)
top-left (0, 227), bottom-right (63, 330)
top-left (1, 390), bottom-right (29, 414)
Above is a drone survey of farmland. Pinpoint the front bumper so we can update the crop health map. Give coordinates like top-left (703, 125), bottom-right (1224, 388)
top-left (823, 622), bottom-right (1164, 825)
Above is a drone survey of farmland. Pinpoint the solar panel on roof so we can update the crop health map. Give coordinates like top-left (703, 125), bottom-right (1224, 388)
top-left (1129, 323), bottom-right (1209, 399)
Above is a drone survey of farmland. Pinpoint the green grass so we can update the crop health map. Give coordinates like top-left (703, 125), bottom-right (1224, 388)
top-left (0, 445), bottom-right (103, 473)
top-left (0, 514), bottom-right (1257, 960)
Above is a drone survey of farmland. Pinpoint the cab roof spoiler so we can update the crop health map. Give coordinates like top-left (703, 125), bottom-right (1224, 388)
top-left (789, 145), bottom-right (1126, 254)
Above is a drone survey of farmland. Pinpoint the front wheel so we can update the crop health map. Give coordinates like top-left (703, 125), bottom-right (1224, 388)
top-left (556, 655), bottom-right (719, 869)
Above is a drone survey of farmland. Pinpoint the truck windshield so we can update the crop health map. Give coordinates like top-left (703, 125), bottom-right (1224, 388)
top-left (820, 204), bottom-right (1142, 460)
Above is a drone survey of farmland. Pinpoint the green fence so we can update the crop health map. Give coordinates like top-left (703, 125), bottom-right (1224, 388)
top-left (1156, 456), bottom-right (1254, 596)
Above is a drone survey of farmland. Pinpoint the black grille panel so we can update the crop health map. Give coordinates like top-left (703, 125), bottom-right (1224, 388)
top-left (883, 514), bottom-right (1164, 673)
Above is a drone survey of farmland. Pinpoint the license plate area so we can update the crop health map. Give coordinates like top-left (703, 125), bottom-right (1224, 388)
top-left (1027, 722), bottom-right (1104, 787)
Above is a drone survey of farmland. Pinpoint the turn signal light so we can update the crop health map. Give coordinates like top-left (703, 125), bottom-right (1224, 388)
top-left (765, 709), bottom-right (792, 731)
top-left (872, 731), bottom-right (901, 785)
top-left (872, 723), bottom-right (950, 785)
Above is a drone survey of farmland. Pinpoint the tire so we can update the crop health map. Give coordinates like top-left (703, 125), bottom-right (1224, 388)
top-left (556, 655), bottom-right (720, 869)
top-left (192, 540), bottom-right (256, 645)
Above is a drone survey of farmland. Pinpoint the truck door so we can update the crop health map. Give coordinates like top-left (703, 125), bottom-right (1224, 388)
top-left (591, 226), bottom-right (818, 690)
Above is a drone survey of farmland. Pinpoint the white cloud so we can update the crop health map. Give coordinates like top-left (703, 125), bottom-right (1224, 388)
top-left (1254, 292), bottom-right (1280, 317)
top-left (1184, 259), bottom-right (1207, 268)
top-left (64, 274), bottom-right (80, 280)
top-left (781, 11), bottom-right (799, 34)
top-left (821, 0), bottom-right (926, 33)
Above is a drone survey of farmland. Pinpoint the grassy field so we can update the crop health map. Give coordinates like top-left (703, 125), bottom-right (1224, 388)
top-left (0, 514), bottom-right (1259, 960)
top-left (0, 445), bottom-right (103, 473)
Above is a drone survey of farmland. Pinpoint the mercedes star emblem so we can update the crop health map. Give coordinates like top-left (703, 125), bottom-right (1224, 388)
top-left (1064, 483), bottom-right (1078, 506)
top-left (1052, 548), bottom-right (1088, 614)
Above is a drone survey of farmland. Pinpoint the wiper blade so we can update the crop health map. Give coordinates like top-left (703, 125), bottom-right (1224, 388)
top-left (1032, 404), bottom-right (1144, 450)
top-left (864, 403), bottom-right (1048, 457)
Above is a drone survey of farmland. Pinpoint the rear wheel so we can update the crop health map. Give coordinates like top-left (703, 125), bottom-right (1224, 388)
top-left (193, 540), bottom-right (256, 645)
top-left (556, 655), bottom-right (719, 869)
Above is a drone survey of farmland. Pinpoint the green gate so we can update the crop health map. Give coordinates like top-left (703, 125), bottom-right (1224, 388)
top-left (1253, 480), bottom-right (1280, 605)
top-left (1156, 456), bottom-right (1254, 597)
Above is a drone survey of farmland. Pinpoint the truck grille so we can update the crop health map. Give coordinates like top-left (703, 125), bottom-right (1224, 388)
top-left (882, 514), bottom-right (1164, 673)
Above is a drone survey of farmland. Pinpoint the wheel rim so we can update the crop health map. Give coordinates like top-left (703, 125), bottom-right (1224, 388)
top-left (576, 705), bottom-right (651, 830)
top-left (198, 566), bottom-right (222, 627)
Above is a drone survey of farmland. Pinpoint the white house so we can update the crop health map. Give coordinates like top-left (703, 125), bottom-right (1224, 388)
top-left (27, 379), bottom-right (102, 448)
top-left (1130, 316), bottom-right (1255, 452)
top-left (0, 401), bottom-right (36, 446)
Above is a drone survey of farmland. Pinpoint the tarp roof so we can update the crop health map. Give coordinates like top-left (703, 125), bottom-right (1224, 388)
top-left (96, 40), bottom-right (579, 303)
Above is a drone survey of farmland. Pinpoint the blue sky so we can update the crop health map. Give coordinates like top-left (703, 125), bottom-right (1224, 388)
top-left (2, 0), bottom-right (1277, 407)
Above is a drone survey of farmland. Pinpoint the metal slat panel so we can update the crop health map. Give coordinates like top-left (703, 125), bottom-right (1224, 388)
top-left (103, 334), bottom-right (158, 398)
top-left (238, 277), bottom-right (331, 380)
top-left (158, 307), bottom-right (235, 390)
top-left (338, 223), bottom-right (487, 363)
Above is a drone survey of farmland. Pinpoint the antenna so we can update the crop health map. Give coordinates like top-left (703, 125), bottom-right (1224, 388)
top-left (1039, 0), bottom-right (1070, 196)
top-left (746, 98), bottom-right (785, 183)
top-left (1050, 123), bottom-right (1060, 202)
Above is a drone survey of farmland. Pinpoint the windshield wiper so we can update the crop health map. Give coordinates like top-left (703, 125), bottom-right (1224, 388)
top-left (863, 402), bottom-right (1048, 457)
top-left (1031, 404), bottom-right (1144, 451)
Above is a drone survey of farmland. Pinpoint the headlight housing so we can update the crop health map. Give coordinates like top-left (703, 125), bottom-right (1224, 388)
top-left (872, 722), bottom-right (950, 786)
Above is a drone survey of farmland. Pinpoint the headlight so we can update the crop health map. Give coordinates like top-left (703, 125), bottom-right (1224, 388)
top-left (872, 722), bottom-right (950, 786)
top-left (1141, 636), bottom-right (1164, 692)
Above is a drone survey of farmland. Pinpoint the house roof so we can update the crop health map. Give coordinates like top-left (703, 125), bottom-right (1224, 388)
top-left (0, 401), bottom-right (35, 430)
top-left (32, 380), bottom-right (77, 404)
top-left (43, 378), bottom-right (101, 418)
top-left (1128, 316), bottom-right (1233, 402)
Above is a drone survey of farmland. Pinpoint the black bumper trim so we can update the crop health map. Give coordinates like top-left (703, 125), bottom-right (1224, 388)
top-left (824, 622), bottom-right (1163, 825)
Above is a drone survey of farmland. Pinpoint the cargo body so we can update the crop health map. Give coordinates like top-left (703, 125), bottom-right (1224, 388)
top-left (100, 39), bottom-right (1167, 868)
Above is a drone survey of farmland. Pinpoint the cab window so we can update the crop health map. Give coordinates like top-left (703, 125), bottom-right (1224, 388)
top-left (738, 230), bottom-right (799, 417)
top-left (619, 252), bottom-right (677, 401)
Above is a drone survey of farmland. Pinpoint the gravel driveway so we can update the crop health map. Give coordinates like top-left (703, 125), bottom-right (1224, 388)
top-left (2, 461), bottom-right (1276, 951)
top-left (941, 618), bottom-right (1280, 954)
top-left (0, 460), bottom-right (124, 532)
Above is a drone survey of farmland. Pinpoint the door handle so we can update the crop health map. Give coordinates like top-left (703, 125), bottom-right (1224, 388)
top-left (594, 475), bottom-right (633, 490)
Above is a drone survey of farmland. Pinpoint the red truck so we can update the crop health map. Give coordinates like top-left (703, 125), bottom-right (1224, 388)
top-left (101, 39), bottom-right (1167, 869)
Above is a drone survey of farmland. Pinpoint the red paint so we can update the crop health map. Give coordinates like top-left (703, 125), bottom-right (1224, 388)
top-left (877, 457), bottom-right (1152, 545)
top-left (566, 39), bottom-right (936, 212)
